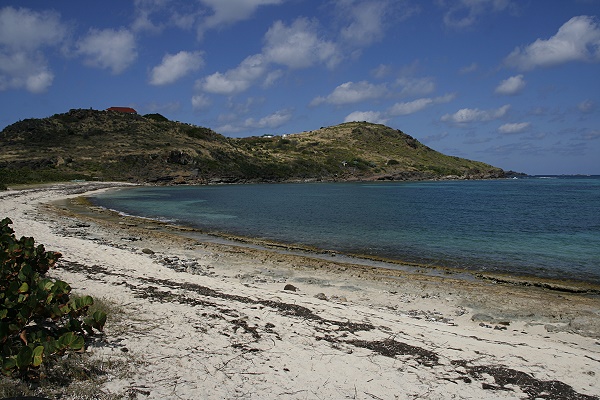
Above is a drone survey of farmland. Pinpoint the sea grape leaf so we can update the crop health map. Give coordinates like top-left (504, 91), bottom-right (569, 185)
top-left (18, 282), bottom-right (28, 293)
top-left (15, 346), bottom-right (33, 369)
top-left (85, 310), bottom-right (107, 332)
top-left (57, 332), bottom-right (84, 351)
top-left (2, 357), bottom-right (16, 374)
top-left (31, 346), bottom-right (44, 367)
top-left (93, 310), bottom-right (107, 329)
top-left (71, 296), bottom-right (94, 311)
top-left (51, 280), bottom-right (71, 295)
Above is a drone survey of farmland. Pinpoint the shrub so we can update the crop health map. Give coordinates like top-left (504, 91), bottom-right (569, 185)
top-left (0, 218), bottom-right (106, 378)
top-left (143, 113), bottom-right (169, 122)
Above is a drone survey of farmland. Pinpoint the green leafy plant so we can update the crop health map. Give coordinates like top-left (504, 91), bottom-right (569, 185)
top-left (0, 217), bottom-right (106, 378)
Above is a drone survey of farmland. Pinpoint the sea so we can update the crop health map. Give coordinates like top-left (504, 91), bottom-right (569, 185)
top-left (90, 176), bottom-right (600, 284)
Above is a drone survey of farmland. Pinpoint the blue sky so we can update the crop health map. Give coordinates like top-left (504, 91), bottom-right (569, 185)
top-left (1, 1), bottom-right (599, 175)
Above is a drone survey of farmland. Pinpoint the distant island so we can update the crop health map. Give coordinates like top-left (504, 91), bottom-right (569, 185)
top-left (0, 108), bottom-right (512, 187)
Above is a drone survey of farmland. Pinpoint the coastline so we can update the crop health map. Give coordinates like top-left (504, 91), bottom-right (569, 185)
top-left (84, 179), bottom-right (600, 289)
top-left (1, 182), bottom-right (599, 399)
top-left (80, 184), bottom-right (600, 294)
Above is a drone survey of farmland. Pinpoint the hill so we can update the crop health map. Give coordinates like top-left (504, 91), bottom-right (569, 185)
top-left (0, 108), bottom-right (506, 186)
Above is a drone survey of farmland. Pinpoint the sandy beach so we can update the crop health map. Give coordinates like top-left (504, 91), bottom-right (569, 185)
top-left (1, 182), bottom-right (599, 399)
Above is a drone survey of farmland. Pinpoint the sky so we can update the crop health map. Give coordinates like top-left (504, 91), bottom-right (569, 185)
top-left (1, 1), bottom-right (599, 175)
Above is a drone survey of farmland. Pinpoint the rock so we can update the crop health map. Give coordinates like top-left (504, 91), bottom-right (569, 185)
top-left (314, 293), bottom-right (328, 301)
top-left (471, 313), bottom-right (510, 326)
top-left (284, 284), bottom-right (297, 292)
top-left (142, 248), bottom-right (155, 255)
top-left (331, 295), bottom-right (347, 302)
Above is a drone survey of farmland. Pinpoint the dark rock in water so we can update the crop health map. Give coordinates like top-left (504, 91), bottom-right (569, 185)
top-left (142, 248), bottom-right (155, 254)
top-left (314, 293), bottom-right (328, 300)
top-left (284, 284), bottom-right (297, 292)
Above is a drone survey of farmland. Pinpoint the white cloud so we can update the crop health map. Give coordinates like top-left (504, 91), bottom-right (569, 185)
top-left (218, 108), bottom-right (293, 133)
top-left (0, 51), bottom-right (54, 93)
top-left (441, 104), bottom-right (510, 124)
top-left (504, 16), bottom-right (600, 70)
top-left (263, 18), bottom-right (341, 69)
top-left (150, 51), bottom-right (204, 85)
top-left (132, 0), bottom-right (285, 39)
top-left (371, 64), bottom-right (392, 78)
top-left (441, 0), bottom-right (515, 28)
top-left (337, 0), bottom-right (419, 46)
top-left (338, 0), bottom-right (388, 46)
top-left (132, 0), bottom-right (167, 33)
top-left (388, 93), bottom-right (455, 116)
top-left (25, 70), bottom-right (54, 93)
top-left (132, 0), bottom-right (199, 33)
top-left (388, 98), bottom-right (433, 116)
top-left (344, 111), bottom-right (388, 124)
top-left (191, 94), bottom-right (211, 110)
top-left (311, 81), bottom-right (387, 106)
top-left (341, 93), bottom-right (454, 125)
top-left (244, 109), bottom-right (293, 129)
top-left (495, 74), bottom-right (526, 95)
top-left (198, 54), bottom-right (267, 95)
top-left (227, 97), bottom-right (265, 115)
top-left (198, 0), bottom-right (283, 39)
top-left (582, 130), bottom-right (600, 140)
top-left (578, 99), bottom-right (595, 113)
top-left (0, 6), bottom-right (66, 93)
top-left (396, 77), bottom-right (436, 97)
top-left (196, 17), bottom-right (341, 97)
top-left (0, 6), bottom-right (67, 50)
top-left (460, 62), bottom-right (478, 74)
top-left (77, 28), bottom-right (137, 74)
top-left (262, 69), bottom-right (283, 88)
top-left (498, 122), bottom-right (530, 134)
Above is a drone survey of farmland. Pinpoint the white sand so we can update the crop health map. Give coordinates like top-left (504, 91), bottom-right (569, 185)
top-left (1, 182), bottom-right (599, 399)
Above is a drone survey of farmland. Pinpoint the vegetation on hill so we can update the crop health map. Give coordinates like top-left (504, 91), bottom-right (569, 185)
top-left (0, 109), bottom-right (506, 186)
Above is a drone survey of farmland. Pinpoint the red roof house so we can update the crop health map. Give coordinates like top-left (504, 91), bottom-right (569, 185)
top-left (107, 107), bottom-right (137, 113)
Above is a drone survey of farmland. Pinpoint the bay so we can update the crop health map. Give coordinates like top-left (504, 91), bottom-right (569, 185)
top-left (90, 177), bottom-right (600, 283)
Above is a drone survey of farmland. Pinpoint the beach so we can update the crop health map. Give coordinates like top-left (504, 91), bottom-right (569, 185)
top-left (1, 182), bottom-right (599, 399)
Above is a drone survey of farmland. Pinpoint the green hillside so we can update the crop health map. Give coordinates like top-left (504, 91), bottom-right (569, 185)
top-left (0, 109), bottom-right (506, 186)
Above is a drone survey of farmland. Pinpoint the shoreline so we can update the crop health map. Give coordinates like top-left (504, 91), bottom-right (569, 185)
top-left (79, 185), bottom-right (600, 294)
top-left (1, 182), bottom-right (599, 399)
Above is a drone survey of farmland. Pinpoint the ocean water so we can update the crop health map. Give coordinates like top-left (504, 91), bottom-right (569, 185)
top-left (91, 177), bottom-right (600, 283)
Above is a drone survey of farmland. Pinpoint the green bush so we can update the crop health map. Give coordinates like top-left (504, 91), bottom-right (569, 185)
top-left (143, 113), bottom-right (169, 122)
top-left (0, 218), bottom-right (106, 378)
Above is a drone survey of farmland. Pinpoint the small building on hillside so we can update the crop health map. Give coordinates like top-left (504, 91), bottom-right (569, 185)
top-left (106, 107), bottom-right (137, 114)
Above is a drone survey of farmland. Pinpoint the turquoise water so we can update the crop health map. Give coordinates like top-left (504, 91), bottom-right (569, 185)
top-left (91, 177), bottom-right (600, 283)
